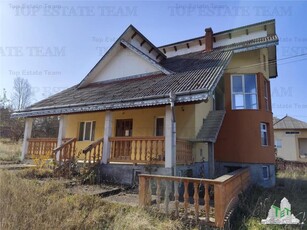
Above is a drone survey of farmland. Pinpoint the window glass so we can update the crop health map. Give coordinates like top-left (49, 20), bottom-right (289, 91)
top-left (78, 122), bottom-right (84, 141)
top-left (232, 75), bottom-right (243, 93)
top-left (84, 122), bottom-right (91, 141)
top-left (245, 94), bottom-right (257, 109)
top-left (262, 166), bottom-right (269, 180)
top-left (244, 74), bottom-right (256, 93)
top-left (155, 118), bottom-right (164, 136)
top-left (232, 94), bottom-right (244, 109)
top-left (260, 123), bottom-right (268, 146)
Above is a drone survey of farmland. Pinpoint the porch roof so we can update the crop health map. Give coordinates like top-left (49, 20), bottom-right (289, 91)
top-left (12, 50), bottom-right (232, 118)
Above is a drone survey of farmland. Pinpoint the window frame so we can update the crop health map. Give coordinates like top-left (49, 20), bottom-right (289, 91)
top-left (262, 166), bottom-right (269, 180)
top-left (78, 121), bottom-right (96, 141)
top-left (231, 74), bottom-right (258, 110)
top-left (264, 80), bottom-right (269, 111)
top-left (260, 123), bottom-right (268, 146)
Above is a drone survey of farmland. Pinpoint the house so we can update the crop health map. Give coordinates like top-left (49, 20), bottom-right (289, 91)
top-left (274, 115), bottom-right (307, 162)
top-left (13, 19), bottom-right (278, 187)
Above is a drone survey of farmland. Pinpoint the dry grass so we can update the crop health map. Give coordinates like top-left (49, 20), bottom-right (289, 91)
top-left (0, 170), bottom-right (184, 230)
top-left (0, 138), bottom-right (21, 162)
top-left (230, 166), bottom-right (307, 230)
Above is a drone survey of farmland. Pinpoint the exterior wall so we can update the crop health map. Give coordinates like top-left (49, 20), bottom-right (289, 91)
top-left (215, 161), bottom-right (275, 187)
top-left (93, 48), bottom-right (159, 83)
top-left (215, 72), bottom-right (275, 164)
top-left (275, 129), bottom-right (307, 162)
top-left (65, 112), bottom-right (105, 152)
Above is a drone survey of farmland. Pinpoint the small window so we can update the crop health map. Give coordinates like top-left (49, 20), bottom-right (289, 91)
top-left (260, 123), bottom-right (268, 146)
top-left (78, 121), bottom-right (96, 141)
top-left (155, 117), bottom-right (164, 136)
top-left (285, 131), bottom-right (300, 135)
top-left (275, 139), bottom-right (282, 148)
top-left (262, 166), bottom-right (269, 180)
top-left (231, 74), bottom-right (258, 110)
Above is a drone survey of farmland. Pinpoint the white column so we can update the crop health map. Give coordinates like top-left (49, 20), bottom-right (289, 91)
top-left (165, 105), bottom-right (174, 168)
top-left (56, 115), bottom-right (66, 161)
top-left (102, 110), bottom-right (112, 164)
top-left (21, 118), bottom-right (33, 161)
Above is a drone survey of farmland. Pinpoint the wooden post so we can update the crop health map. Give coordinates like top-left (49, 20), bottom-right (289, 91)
top-left (165, 105), bottom-right (173, 169)
top-left (208, 142), bottom-right (215, 179)
top-left (56, 115), bottom-right (66, 161)
top-left (214, 183), bottom-right (226, 228)
top-left (21, 118), bottom-right (33, 161)
top-left (139, 176), bottom-right (150, 207)
top-left (102, 110), bottom-right (112, 164)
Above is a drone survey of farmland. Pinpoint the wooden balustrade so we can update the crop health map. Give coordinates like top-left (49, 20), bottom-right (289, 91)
top-left (176, 139), bottom-right (193, 164)
top-left (27, 138), bottom-right (70, 157)
top-left (52, 138), bottom-right (77, 163)
top-left (139, 168), bottom-right (250, 228)
top-left (109, 137), bottom-right (165, 164)
top-left (82, 137), bottom-right (104, 165)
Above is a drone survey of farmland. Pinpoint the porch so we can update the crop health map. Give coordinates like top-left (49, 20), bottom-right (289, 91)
top-left (25, 136), bottom-right (193, 166)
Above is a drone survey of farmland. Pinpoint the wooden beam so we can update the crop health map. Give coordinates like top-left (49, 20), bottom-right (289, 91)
top-left (199, 40), bottom-right (202, 46)
top-left (246, 29), bottom-right (249, 35)
top-left (131, 32), bottom-right (137, 39)
top-left (163, 48), bottom-right (166, 54)
top-left (140, 40), bottom-right (146, 46)
top-left (149, 47), bottom-right (154, 53)
top-left (156, 54), bottom-right (161, 60)
top-left (229, 33), bottom-right (232, 39)
top-left (186, 43), bottom-right (190, 49)
top-left (174, 46), bottom-right (177, 51)
top-left (213, 37), bottom-right (216, 42)
top-left (56, 115), bottom-right (66, 162)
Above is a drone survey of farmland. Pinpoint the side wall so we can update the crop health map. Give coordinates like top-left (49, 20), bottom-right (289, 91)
top-left (275, 129), bottom-right (307, 162)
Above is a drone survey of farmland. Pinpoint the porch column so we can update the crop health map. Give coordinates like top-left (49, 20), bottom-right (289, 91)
top-left (208, 142), bottom-right (215, 179)
top-left (102, 110), bottom-right (112, 164)
top-left (21, 118), bottom-right (33, 161)
top-left (165, 105), bottom-right (175, 169)
top-left (56, 115), bottom-right (66, 161)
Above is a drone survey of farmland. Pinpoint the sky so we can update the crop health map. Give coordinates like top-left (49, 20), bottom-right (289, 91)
top-left (0, 0), bottom-right (307, 122)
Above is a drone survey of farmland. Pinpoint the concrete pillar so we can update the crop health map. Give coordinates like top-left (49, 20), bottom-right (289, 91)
top-left (56, 115), bottom-right (66, 161)
top-left (102, 110), bottom-right (112, 164)
top-left (165, 105), bottom-right (174, 169)
top-left (208, 142), bottom-right (215, 179)
top-left (21, 118), bottom-right (33, 161)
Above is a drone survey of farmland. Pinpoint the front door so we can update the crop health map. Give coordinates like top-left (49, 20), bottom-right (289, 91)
top-left (115, 119), bottom-right (133, 160)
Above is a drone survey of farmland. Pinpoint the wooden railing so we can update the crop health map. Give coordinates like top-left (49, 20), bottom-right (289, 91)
top-left (176, 139), bottom-right (193, 164)
top-left (52, 138), bottom-right (77, 163)
top-left (109, 137), bottom-right (165, 164)
top-left (27, 138), bottom-right (70, 157)
top-left (139, 168), bottom-right (250, 228)
top-left (82, 137), bottom-right (104, 165)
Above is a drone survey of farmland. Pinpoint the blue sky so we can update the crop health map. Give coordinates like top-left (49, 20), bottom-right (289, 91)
top-left (1, 1), bottom-right (307, 121)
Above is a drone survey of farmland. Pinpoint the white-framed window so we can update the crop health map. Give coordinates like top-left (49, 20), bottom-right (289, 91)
top-left (264, 80), bottom-right (269, 111)
top-left (231, 74), bottom-right (258, 110)
top-left (262, 166), bottom-right (269, 180)
top-left (275, 139), bottom-right (282, 148)
top-left (155, 117), bottom-right (164, 136)
top-left (78, 121), bottom-right (96, 141)
top-left (260, 123), bottom-right (268, 146)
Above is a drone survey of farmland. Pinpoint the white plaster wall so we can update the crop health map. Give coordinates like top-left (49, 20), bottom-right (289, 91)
top-left (92, 48), bottom-right (159, 82)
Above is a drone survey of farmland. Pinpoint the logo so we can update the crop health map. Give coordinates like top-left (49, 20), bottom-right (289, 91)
top-left (261, 197), bottom-right (302, 224)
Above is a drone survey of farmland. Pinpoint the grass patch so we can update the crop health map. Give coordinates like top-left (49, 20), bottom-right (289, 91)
top-left (230, 166), bottom-right (307, 229)
top-left (0, 138), bottom-right (21, 162)
top-left (0, 170), bottom-right (184, 230)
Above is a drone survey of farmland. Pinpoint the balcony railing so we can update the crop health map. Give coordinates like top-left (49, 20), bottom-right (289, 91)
top-left (139, 168), bottom-right (251, 228)
top-left (27, 138), bottom-right (70, 158)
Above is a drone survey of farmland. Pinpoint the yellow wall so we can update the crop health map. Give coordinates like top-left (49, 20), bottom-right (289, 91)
top-left (64, 112), bottom-right (105, 152)
top-left (63, 103), bottom-right (212, 161)
top-left (275, 129), bottom-right (307, 162)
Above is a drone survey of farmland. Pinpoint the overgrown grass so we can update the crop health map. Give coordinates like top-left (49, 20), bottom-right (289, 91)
top-left (0, 138), bottom-right (21, 162)
top-left (0, 170), bottom-right (184, 230)
top-left (230, 166), bottom-right (307, 230)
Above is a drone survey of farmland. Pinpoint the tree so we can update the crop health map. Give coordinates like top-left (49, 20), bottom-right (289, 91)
top-left (11, 77), bottom-right (32, 110)
top-left (0, 88), bottom-right (10, 109)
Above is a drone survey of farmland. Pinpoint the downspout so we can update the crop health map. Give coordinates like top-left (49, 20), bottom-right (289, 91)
top-left (169, 92), bottom-right (176, 176)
